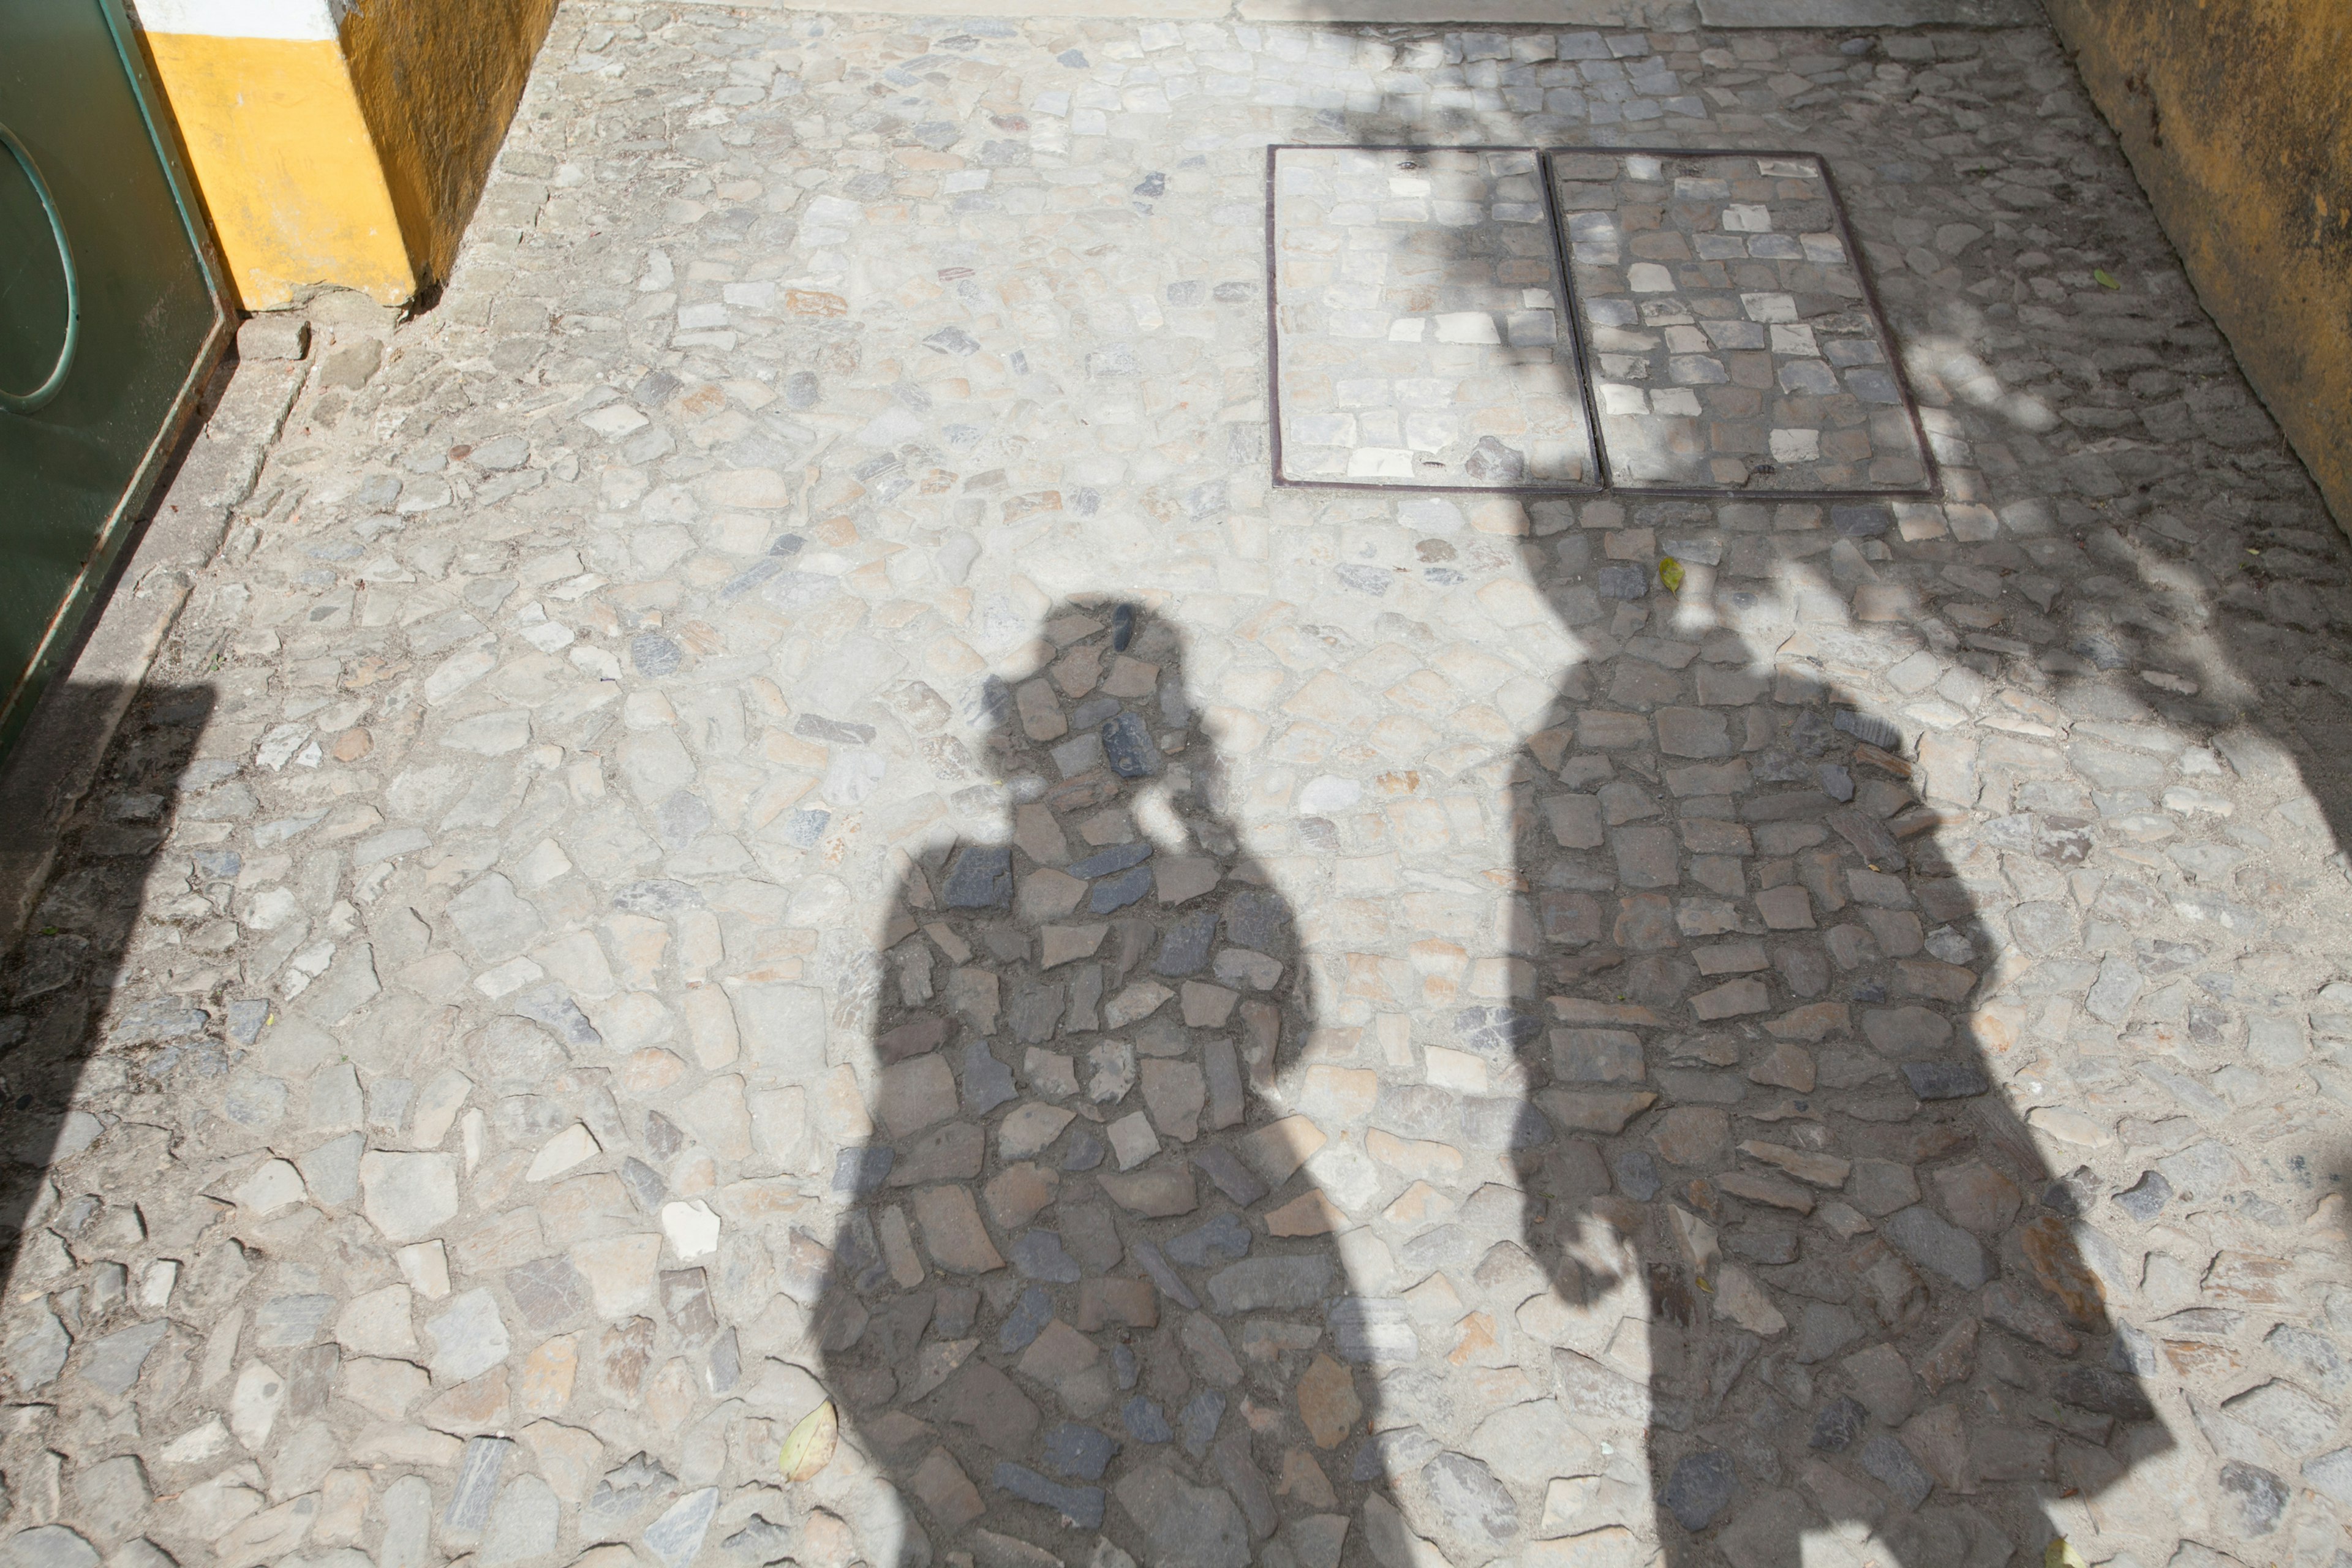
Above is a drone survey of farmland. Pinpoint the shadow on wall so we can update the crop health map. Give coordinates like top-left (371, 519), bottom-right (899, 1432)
top-left (0, 683), bottom-right (218, 1388)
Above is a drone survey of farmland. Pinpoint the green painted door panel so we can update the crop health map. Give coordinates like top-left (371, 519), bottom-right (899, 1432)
top-left (0, 0), bottom-right (233, 758)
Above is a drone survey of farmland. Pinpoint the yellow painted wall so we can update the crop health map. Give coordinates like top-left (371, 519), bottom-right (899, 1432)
top-left (341, 0), bottom-right (564, 290)
top-left (138, 0), bottom-right (559, 311)
top-left (2042, 0), bottom-right (2352, 530)
top-left (139, 31), bottom-right (413, 309)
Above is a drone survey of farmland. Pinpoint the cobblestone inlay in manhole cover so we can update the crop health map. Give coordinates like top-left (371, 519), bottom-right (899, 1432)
top-left (1550, 148), bottom-right (1936, 494)
top-left (1268, 145), bottom-right (1602, 492)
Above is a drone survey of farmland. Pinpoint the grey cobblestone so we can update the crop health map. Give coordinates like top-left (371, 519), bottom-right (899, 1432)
top-left (1555, 149), bottom-right (1929, 491)
top-left (1273, 146), bottom-right (1596, 487)
top-left (2, 6), bottom-right (2351, 1568)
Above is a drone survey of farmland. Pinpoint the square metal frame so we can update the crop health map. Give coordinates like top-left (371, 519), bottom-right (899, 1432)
top-left (1264, 141), bottom-right (1942, 503)
top-left (1542, 145), bottom-right (1940, 501)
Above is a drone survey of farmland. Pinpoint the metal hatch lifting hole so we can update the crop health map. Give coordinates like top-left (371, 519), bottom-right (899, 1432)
top-left (0, 0), bottom-right (234, 761)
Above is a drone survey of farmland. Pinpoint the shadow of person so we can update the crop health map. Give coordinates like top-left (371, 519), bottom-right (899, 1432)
top-left (1501, 533), bottom-right (2173, 1568)
top-left (815, 599), bottom-right (1404, 1568)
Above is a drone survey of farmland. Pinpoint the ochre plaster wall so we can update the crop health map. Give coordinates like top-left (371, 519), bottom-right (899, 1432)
top-left (137, 0), bottom-right (557, 308)
top-left (2041, 0), bottom-right (2352, 530)
top-left (340, 0), bottom-right (564, 290)
top-left (137, 23), bottom-right (413, 309)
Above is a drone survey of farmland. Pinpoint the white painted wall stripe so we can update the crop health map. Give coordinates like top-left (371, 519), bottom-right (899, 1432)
top-left (129, 0), bottom-right (339, 41)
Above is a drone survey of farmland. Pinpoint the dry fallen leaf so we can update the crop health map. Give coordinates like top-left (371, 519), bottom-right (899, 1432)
top-left (779, 1400), bottom-right (838, 1482)
top-left (2046, 1539), bottom-right (2088, 1568)
top-left (1659, 556), bottom-right (1685, 594)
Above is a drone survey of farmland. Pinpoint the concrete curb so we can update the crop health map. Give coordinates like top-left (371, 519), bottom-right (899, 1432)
top-left (0, 326), bottom-right (311, 957)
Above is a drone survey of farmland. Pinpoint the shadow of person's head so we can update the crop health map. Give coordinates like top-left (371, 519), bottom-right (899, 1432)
top-left (970, 599), bottom-right (1186, 774)
top-left (951, 596), bottom-right (1245, 864)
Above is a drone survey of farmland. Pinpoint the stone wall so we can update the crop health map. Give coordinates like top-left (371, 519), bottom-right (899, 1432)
top-left (2040, 0), bottom-right (2352, 530)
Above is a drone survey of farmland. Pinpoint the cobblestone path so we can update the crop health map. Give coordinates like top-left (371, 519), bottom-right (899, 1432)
top-left (4, 5), bottom-right (2351, 1568)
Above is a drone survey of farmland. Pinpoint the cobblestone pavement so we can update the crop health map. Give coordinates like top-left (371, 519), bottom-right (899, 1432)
top-left (1546, 148), bottom-right (1929, 491)
top-left (7, 6), bottom-right (2352, 1568)
top-left (1272, 146), bottom-right (1597, 488)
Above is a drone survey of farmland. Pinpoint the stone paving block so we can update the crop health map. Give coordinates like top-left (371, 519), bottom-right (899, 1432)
top-left (7, 11), bottom-right (2344, 1568)
top-left (1273, 146), bottom-right (1597, 488)
top-left (1551, 149), bottom-right (1929, 491)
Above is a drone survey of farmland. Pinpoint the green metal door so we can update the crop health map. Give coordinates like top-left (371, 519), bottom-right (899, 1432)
top-left (0, 0), bottom-right (233, 758)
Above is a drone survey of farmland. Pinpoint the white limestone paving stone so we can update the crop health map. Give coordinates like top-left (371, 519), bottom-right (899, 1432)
top-left (1272, 146), bottom-right (1600, 490)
